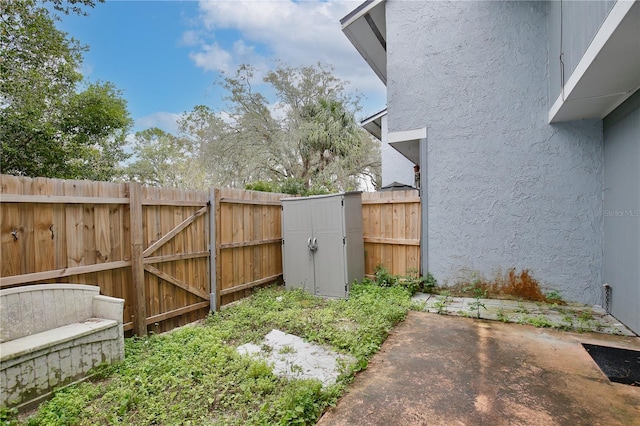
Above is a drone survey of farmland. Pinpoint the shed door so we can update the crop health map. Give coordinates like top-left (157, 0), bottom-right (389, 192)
top-left (312, 197), bottom-right (347, 298)
top-left (603, 94), bottom-right (640, 335)
top-left (282, 201), bottom-right (315, 293)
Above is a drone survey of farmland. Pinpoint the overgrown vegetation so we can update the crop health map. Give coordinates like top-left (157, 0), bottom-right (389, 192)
top-left (245, 179), bottom-right (331, 197)
top-left (8, 283), bottom-right (413, 425)
top-left (363, 265), bottom-right (436, 295)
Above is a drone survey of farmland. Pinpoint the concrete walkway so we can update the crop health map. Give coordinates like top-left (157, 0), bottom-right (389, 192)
top-left (412, 293), bottom-right (636, 336)
top-left (317, 312), bottom-right (640, 426)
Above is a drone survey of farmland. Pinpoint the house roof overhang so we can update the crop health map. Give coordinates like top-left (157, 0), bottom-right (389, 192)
top-left (361, 109), bottom-right (387, 140)
top-left (388, 128), bottom-right (426, 166)
top-left (340, 0), bottom-right (387, 85)
top-left (549, 0), bottom-right (640, 123)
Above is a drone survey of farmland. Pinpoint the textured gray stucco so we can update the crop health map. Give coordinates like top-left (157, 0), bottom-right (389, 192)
top-left (386, 1), bottom-right (604, 304)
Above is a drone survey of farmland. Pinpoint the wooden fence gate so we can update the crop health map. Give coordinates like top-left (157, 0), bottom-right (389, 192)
top-left (132, 184), bottom-right (211, 336)
top-left (0, 176), bottom-right (213, 336)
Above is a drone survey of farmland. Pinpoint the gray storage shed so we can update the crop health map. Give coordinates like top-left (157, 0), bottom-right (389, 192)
top-left (281, 192), bottom-right (364, 298)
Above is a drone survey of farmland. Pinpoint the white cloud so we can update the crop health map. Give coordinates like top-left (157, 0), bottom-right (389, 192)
top-left (180, 30), bottom-right (202, 47)
top-left (189, 42), bottom-right (235, 73)
top-left (135, 112), bottom-right (182, 135)
top-left (186, 0), bottom-right (386, 115)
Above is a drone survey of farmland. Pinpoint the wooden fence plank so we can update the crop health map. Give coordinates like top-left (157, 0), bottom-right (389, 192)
top-left (32, 178), bottom-right (55, 273)
top-left (0, 194), bottom-right (129, 204)
top-left (144, 187), bottom-right (160, 322)
top-left (214, 188), bottom-right (222, 310)
top-left (144, 265), bottom-right (209, 300)
top-left (146, 301), bottom-right (210, 325)
top-left (361, 197), bottom-right (421, 204)
top-left (171, 188), bottom-right (186, 328)
top-left (243, 203), bottom-right (254, 292)
top-left (219, 274), bottom-right (283, 296)
top-left (142, 206), bottom-right (207, 258)
top-left (52, 179), bottom-right (67, 272)
top-left (19, 177), bottom-right (36, 277)
top-left (1, 176), bottom-right (23, 277)
top-left (363, 237), bottom-right (420, 246)
top-left (0, 260), bottom-right (131, 288)
top-left (144, 251), bottom-right (210, 264)
top-left (129, 182), bottom-right (147, 336)
top-left (219, 237), bottom-right (282, 249)
top-left (83, 183), bottom-right (97, 268)
top-left (141, 199), bottom-right (207, 207)
top-left (209, 188), bottom-right (216, 311)
top-left (220, 198), bottom-right (281, 206)
top-left (64, 180), bottom-right (84, 270)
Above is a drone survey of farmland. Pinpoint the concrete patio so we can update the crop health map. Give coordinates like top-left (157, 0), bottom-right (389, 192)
top-left (317, 312), bottom-right (640, 426)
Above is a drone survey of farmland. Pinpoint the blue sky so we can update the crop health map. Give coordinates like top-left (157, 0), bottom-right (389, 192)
top-left (56, 0), bottom-right (386, 135)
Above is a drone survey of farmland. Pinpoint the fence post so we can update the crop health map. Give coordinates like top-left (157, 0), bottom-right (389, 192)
top-left (208, 187), bottom-right (217, 312)
top-left (214, 188), bottom-right (222, 310)
top-left (129, 182), bottom-right (147, 336)
top-left (419, 131), bottom-right (428, 277)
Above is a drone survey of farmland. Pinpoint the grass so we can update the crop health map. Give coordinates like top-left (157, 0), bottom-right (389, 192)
top-left (7, 283), bottom-right (414, 426)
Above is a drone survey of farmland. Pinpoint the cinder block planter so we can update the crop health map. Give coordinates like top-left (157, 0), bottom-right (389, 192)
top-left (0, 284), bottom-right (124, 409)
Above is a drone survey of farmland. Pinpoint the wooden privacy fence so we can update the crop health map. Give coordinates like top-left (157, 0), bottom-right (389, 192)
top-left (0, 175), bottom-right (289, 336)
top-left (214, 188), bottom-right (285, 307)
top-left (1, 175), bottom-right (420, 335)
top-left (361, 190), bottom-right (421, 277)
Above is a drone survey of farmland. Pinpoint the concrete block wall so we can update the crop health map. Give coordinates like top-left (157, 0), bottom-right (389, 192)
top-left (1, 326), bottom-right (121, 408)
top-left (0, 284), bottom-right (124, 409)
top-left (386, 1), bottom-right (604, 304)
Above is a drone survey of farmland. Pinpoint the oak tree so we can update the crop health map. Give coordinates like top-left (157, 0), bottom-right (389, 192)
top-left (180, 64), bottom-right (380, 193)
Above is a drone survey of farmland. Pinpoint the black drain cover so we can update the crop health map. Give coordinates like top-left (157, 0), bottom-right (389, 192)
top-left (582, 343), bottom-right (640, 386)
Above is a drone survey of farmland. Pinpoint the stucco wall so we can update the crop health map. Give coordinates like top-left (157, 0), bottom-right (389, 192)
top-left (380, 114), bottom-right (416, 187)
top-left (386, 1), bottom-right (604, 304)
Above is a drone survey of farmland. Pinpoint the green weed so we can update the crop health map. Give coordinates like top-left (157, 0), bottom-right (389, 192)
top-left (545, 290), bottom-right (564, 305)
top-left (520, 315), bottom-right (559, 329)
top-left (578, 309), bottom-right (594, 321)
top-left (279, 345), bottom-right (295, 355)
top-left (11, 283), bottom-right (412, 425)
top-left (496, 309), bottom-right (510, 323)
top-left (514, 301), bottom-right (530, 314)
top-left (561, 315), bottom-right (574, 328)
top-left (463, 284), bottom-right (487, 319)
top-left (433, 291), bottom-right (451, 314)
